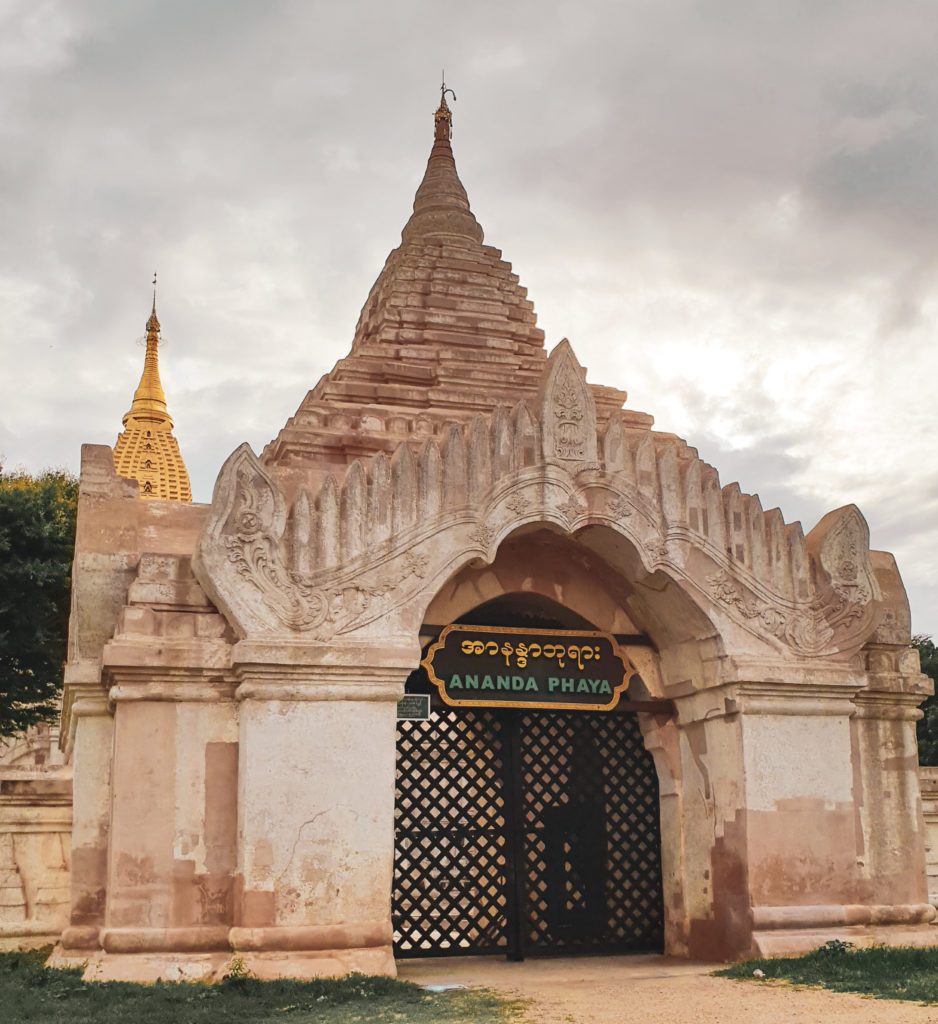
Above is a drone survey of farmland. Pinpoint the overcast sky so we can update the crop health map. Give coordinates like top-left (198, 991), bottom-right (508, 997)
top-left (2, 0), bottom-right (937, 636)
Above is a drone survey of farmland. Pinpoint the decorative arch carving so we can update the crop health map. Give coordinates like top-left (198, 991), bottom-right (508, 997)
top-left (194, 342), bottom-right (888, 662)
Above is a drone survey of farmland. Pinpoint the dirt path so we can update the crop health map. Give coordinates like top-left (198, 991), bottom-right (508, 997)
top-left (398, 954), bottom-right (938, 1024)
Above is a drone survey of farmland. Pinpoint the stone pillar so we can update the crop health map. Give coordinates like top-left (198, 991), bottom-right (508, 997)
top-left (229, 641), bottom-right (413, 979)
top-left (738, 676), bottom-right (934, 955)
top-left (97, 671), bottom-right (238, 961)
top-left (671, 689), bottom-right (748, 961)
top-left (850, 643), bottom-right (933, 914)
top-left (60, 677), bottom-right (113, 953)
top-left (637, 712), bottom-right (686, 955)
top-left (852, 695), bottom-right (930, 907)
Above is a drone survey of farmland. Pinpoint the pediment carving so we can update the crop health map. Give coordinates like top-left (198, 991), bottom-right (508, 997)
top-left (539, 339), bottom-right (598, 464)
top-left (195, 404), bottom-right (895, 659)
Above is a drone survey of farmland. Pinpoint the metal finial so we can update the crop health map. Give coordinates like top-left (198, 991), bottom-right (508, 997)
top-left (441, 70), bottom-right (456, 105)
top-left (436, 74), bottom-right (456, 140)
top-left (147, 271), bottom-right (161, 334)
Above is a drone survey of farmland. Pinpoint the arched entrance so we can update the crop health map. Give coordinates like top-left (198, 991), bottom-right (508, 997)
top-left (392, 593), bottom-right (665, 959)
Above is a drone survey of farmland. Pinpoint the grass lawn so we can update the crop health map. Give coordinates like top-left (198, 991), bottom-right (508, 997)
top-left (717, 941), bottom-right (938, 1005)
top-left (1, 948), bottom-right (528, 1024)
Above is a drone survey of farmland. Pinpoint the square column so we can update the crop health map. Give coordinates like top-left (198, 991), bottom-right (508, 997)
top-left (59, 681), bottom-right (113, 953)
top-left (98, 684), bottom-right (238, 957)
top-left (230, 641), bottom-right (414, 979)
top-left (736, 677), bottom-right (934, 955)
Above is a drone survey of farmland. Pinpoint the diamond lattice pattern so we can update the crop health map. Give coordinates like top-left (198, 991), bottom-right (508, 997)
top-left (393, 707), bottom-right (663, 957)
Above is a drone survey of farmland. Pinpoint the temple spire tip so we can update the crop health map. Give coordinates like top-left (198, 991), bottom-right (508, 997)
top-left (435, 75), bottom-right (456, 141)
top-left (125, 279), bottom-right (170, 429)
top-left (147, 271), bottom-right (160, 334)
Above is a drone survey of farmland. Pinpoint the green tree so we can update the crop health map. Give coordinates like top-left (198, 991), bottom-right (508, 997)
top-left (915, 635), bottom-right (938, 765)
top-left (0, 467), bottom-right (78, 738)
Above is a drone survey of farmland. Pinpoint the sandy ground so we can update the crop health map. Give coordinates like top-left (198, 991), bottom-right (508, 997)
top-left (398, 954), bottom-right (938, 1024)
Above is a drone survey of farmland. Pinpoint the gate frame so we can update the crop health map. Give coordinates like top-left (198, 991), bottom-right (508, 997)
top-left (393, 699), bottom-right (666, 960)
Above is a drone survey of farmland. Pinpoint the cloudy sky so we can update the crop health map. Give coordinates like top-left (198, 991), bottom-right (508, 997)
top-left (2, 0), bottom-right (937, 636)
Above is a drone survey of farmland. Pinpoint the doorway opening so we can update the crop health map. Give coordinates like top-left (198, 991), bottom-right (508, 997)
top-left (392, 595), bottom-right (664, 959)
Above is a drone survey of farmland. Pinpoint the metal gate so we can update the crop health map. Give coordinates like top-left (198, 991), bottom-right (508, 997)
top-left (393, 705), bottom-right (664, 958)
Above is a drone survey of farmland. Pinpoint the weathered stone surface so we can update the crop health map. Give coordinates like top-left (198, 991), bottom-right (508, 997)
top-left (53, 94), bottom-right (933, 980)
top-left (0, 763), bottom-right (72, 949)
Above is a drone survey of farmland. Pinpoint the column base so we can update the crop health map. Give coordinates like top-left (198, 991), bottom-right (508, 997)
top-left (752, 921), bottom-right (938, 957)
top-left (52, 945), bottom-right (396, 983)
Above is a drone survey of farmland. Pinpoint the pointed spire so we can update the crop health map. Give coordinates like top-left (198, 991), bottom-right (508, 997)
top-left (123, 272), bottom-right (171, 429)
top-left (146, 271), bottom-right (160, 334)
top-left (113, 276), bottom-right (192, 501)
top-left (401, 80), bottom-right (484, 245)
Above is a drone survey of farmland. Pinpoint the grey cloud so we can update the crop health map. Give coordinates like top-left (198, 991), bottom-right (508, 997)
top-left (3, 0), bottom-right (938, 632)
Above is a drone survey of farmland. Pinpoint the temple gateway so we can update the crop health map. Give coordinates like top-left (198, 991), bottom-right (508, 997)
top-left (58, 93), bottom-right (933, 981)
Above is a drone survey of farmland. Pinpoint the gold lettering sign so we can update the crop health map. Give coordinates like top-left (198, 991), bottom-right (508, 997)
top-left (422, 624), bottom-right (635, 712)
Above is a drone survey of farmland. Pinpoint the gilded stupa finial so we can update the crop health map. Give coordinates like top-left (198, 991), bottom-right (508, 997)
top-left (434, 73), bottom-right (455, 141)
top-left (123, 274), bottom-right (170, 429)
top-left (147, 271), bottom-right (160, 334)
top-left (113, 277), bottom-right (192, 501)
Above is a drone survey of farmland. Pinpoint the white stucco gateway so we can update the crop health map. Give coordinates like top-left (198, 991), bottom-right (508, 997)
top-left (56, 94), bottom-right (934, 980)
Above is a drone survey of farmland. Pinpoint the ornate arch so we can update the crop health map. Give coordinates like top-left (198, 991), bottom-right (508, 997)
top-left (194, 340), bottom-right (887, 668)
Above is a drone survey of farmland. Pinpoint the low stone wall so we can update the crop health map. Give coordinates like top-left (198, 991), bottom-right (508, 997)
top-left (0, 726), bottom-right (72, 949)
top-left (920, 767), bottom-right (938, 908)
top-left (0, 773), bottom-right (72, 948)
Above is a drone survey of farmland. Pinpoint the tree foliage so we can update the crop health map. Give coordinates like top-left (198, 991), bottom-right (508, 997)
top-left (0, 467), bottom-right (78, 738)
top-left (915, 635), bottom-right (938, 765)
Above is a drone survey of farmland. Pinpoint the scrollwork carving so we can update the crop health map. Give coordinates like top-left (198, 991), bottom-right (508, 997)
top-left (539, 339), bottom-right (598, 464)
top-left (817, 505), bottom-right (880, 606)
top-left (469, 522), bottom-right (497, 549)
top-left (221, 463), bottom-right (328, 631)
top-left (557, 492), bottom-right (585, 525)
top-left (554, 376), bottom-right (586, 460)
top-left (605, 494), bottom-right (633, 519)
top-left (505, 491), bottom-right (528, 516)
top-left (707, 570), bottom-right (834, 656)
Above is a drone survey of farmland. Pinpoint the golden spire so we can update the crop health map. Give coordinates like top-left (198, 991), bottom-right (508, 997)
top-left (123, 272), bottom-right (171, 429)
top-left (113, 275), bottom-right (192, 501)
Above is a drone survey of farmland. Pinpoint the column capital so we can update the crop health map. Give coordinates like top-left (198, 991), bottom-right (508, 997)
top-left (232, 639), bottom-right (418, 702)
top-left (730, 679), bottom-right (860, 717)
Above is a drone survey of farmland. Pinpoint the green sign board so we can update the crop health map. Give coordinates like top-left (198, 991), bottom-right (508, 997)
top-left (421, 625), bottom-right (635, 712)
top-left (396, 694), bottom-right (431, 720)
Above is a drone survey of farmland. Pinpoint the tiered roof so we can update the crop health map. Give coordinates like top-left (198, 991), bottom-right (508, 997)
top-left (263, 90), bottom-right (633, 480)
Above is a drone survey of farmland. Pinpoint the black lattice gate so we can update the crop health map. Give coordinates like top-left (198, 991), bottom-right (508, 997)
top-left (393, 706), bottom-right (664, 959)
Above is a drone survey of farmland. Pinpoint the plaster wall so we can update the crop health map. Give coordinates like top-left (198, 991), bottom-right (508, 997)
top-left (234, 687), bottom-right (400, 977)
top-left (742, 709), bottom-right (859, 909)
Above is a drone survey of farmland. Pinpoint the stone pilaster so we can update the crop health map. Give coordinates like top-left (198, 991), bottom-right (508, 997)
top-left (60, 670), bottom-right (113, 952)
top-left (96, 668), bottom-right (238, 958)
top-left (851, 643), bottom-right (933, 910)
top-left (229, 640), bottom-right (414, 979)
